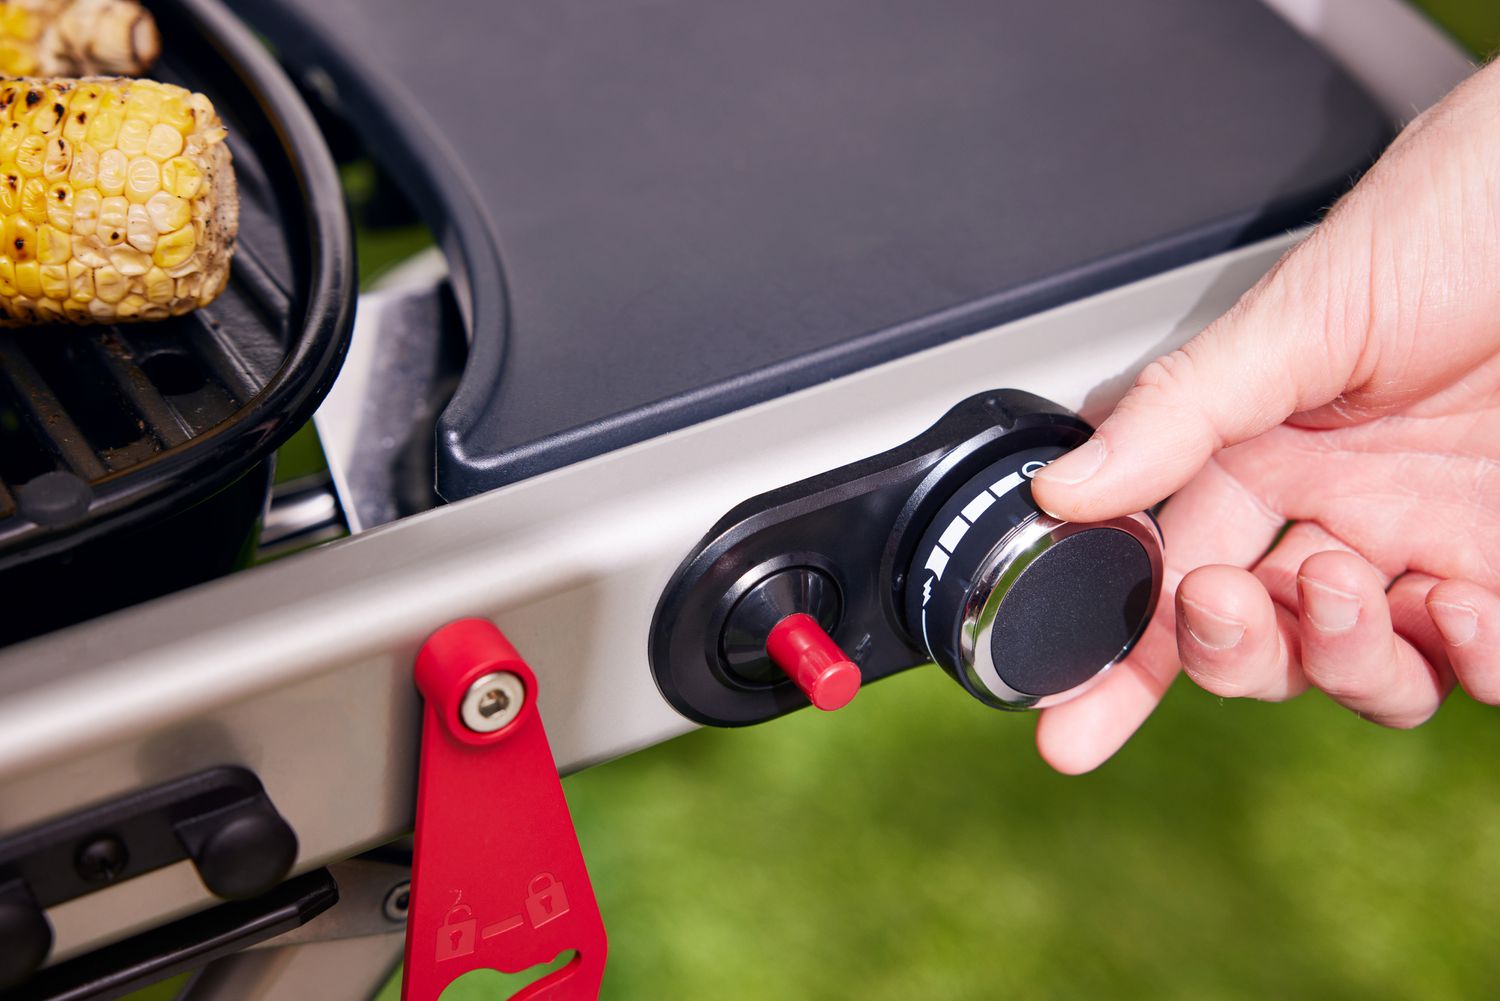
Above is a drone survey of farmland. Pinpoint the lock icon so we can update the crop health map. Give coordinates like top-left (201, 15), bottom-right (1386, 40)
top-left (435, 904), bottom-right (477, 961)
top-left (525, 873), bottom-right (570, 928)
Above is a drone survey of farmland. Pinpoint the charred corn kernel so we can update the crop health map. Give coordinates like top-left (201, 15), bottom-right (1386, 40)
top-left (42, 136), bottom-right (68, 181)
top-left (31, 98), bottom-right (63, 134)
top-left (15, 132), bottom-right (44, 176)
top-left (122, 84), bottom-right (160, 119)
top-left (46, 183), bottom-right (71, 230)
top-left (84, 103), bottom-right (120, 148)
top-left (0, 76), bottom-right (235, 326)
top-left (0, 122), bottom-right (21, 162)
top-left (0, 1), bottom-right (159, 77)
top-left (97, 194), bottom-right (125, 245)
top-left (5, 214), bottom-right (33, 260)
top-left (61, 90), bottom-right (94, 143)
top-left (67, 141), bottom-right (93, 186)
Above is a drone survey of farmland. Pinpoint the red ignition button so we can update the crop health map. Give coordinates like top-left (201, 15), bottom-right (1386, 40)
top-left (765, 613), bottom-right (861, 711)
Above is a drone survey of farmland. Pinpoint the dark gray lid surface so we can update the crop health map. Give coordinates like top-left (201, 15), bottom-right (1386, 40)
top-left (232, 0), bottom-right (1390, 497)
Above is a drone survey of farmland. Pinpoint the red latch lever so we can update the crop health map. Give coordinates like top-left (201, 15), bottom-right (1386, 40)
top-left (404, 619), bottom-right (607, 1001)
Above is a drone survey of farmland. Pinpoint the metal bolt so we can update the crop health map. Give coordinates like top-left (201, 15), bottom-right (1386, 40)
top-left (382, 880), bottom-right (411, 923)
top-left (76, 835), bottom-right (129, 884)
top-left (460, 671), bottom-right (525, 733)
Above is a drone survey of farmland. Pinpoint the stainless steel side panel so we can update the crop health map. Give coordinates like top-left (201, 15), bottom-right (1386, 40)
top-left (0, 236), bottom-right (1295, 960)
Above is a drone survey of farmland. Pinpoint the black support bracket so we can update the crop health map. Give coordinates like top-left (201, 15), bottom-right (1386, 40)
top-left (0, 766), bottom-right (300, 990)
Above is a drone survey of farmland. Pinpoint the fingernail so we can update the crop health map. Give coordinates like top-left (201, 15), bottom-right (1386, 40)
top-left (1299, 577), bottom-right (1361, 633)
top-left (1430, 600), bottom-right (1478, 647)
top-left (1180, 598), bottom-right (1246, 650)
top-left (1034, 437), bottom-right (1107, 487)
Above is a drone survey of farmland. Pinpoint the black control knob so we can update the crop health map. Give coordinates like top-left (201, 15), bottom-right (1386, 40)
top-left (0, 879), bottom-right (51, 989)
top-left (903, 445), bottom-right (1162, 708)
top-left (176, 802), bottom-right (298, 901)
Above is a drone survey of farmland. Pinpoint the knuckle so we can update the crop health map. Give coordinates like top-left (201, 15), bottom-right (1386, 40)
top-left (1306, 665), bottom-right (1377, 704)
top-left (1132, 350), bottom-right (1196, 402)
top-left (1182, 661), bottom-right (1259, 700)
top-left (1178, 627), bottom-right (1286, 701)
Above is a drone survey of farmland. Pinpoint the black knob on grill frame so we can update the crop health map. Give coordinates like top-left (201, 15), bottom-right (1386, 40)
top-left (0, 878), bottom-right (51, 989)
top-left (176, 800), bottom-right (299, 901)
top-left (903, 448), bottom-right (1163, 709)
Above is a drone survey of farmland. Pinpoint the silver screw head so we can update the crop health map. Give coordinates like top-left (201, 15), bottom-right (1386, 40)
top-left (460, 671), bottom-right (525, 732)
top-left (382, 881), bottom-right (411, 923)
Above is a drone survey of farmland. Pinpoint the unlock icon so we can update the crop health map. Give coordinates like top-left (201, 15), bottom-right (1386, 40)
top-left (525, 873), bottom-right (570, 928)
top-left (435, 904), bottom-right (477, 961)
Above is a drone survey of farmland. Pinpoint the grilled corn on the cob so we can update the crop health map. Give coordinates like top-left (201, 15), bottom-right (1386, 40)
top-left (0, 76), bottom-right (236, 325)
top-left (0, 0), bottom-right (159, 77)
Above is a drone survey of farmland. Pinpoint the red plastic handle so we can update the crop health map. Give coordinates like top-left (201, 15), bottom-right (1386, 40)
top-left (765, 613), bottom-right (861, 711)
top-left (404, 619), bottom-right (607, 1001)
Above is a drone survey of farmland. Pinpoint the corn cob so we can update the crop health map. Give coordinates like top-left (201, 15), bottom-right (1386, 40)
top-left (0, 0), bottom-right (159, 77)
top-left (0, 77), bottom-right (236, 326)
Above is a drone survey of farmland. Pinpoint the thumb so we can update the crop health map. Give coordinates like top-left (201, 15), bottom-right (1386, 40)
top-left (1031, 225), bottom-right (1361, 523)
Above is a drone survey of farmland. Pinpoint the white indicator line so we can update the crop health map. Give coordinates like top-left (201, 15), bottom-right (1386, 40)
top-left (938, 515), bottom-right (969, 553)
top-left (989, 471), bottom-right (1024, 498)
top-left (961, 490), bottom-right (995, 522)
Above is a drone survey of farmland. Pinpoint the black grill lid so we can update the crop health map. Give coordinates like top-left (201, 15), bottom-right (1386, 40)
top-left (0, 0), bottom-right (353, 573)
top-left (235, 0), bottom-right (1388, 500)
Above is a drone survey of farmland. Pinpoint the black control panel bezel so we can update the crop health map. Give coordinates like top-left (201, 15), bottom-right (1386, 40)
top-left (649, 390), bottom-right (1091, 726)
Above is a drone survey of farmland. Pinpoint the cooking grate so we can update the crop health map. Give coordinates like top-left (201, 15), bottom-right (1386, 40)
top-left (0, 0), bottom-right (352, 577)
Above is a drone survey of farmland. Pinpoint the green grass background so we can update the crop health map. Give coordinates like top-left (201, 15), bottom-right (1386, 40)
top-left (134, 4), bottom-right (1500, 999)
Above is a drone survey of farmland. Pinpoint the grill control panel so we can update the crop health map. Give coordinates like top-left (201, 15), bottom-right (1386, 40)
top-left (649, 390), bottom-right (1163, 726)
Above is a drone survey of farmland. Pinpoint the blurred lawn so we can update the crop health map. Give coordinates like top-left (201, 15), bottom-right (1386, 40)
top-left (1416, 0), bottom-right (1500, 55)
top-left (373, 674), bottom-right (1500, 1001)
top-left (134, 3), bottom-right (1500, 1000)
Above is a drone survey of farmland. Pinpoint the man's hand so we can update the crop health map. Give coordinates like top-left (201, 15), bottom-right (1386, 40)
top-left (1029, 59), bottom-right (1500, 773)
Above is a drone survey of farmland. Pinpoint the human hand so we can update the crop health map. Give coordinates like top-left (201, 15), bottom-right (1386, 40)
top-left (1029, 59), bottom-right (1500, 773)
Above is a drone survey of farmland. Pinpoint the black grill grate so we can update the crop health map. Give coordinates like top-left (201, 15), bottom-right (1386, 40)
top-left (0, 0), bottom-right (352, 577)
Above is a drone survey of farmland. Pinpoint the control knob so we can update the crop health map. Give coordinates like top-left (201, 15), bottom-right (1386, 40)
top-left (903, 445), bottom-right (1163, 708)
